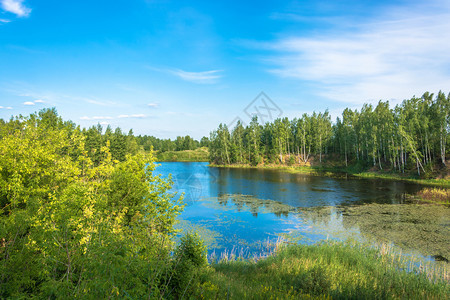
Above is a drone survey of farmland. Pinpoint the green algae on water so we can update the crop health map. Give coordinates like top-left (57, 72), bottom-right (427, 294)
top-left (299, 203), bottom-right (450, 260)
top-left (201, 194), bottom-right (297, 216)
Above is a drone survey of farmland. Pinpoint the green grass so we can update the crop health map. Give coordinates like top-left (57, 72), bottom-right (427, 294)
top-left (191, 241), bottom-right (449, 299)
top-left (352, 172), bottom-right (450, 188)
top-left (156, 147), bottom-right (209, 162)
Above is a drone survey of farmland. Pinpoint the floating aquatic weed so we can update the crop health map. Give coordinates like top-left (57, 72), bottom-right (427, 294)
top-left (175, 219), bottom-right (223, 249)
top-left (201, 194), bottom-right (297, 216)
top-left (299, 203), bottom-right (450, 262)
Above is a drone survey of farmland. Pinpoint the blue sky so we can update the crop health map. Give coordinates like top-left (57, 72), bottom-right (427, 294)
top-left (1, 0), bottom-right (449, 139)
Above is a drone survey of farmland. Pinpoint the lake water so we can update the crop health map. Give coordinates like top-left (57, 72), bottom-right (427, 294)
top-left (155, 162), bottom-right (446, 258)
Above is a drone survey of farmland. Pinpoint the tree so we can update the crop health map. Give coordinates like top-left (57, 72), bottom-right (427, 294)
top-left (0, 110), bottom-right (184, 298)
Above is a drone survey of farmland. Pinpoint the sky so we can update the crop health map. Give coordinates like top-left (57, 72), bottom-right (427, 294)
top-left (1, 0), bottom-right (449, 139)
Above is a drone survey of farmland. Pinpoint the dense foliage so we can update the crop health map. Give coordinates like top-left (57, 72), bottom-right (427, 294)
top-left (0, 109), bottom-right (195, 298)
top-left (156, 147), bottom-right (209, 162)
top-left (209, 91), bottom-right (450, 175)
top-left (135, 134), bottom-right (209, 152)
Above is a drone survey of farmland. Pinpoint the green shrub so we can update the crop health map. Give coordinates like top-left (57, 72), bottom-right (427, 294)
top-left (170, 232), bottom-right (208, 297)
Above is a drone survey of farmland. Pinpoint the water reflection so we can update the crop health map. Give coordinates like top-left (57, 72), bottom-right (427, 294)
top-left (155, 162), bottom-right (444, 257)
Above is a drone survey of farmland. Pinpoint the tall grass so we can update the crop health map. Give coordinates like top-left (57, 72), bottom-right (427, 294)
top-left (191, 240), bottom-right (449, 299)
top-left (416, 187), bottom-right (450, 204)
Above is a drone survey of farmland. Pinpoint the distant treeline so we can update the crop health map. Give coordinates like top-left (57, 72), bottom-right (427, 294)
top-left (209, 91), bottom-right (449, 175)
top-left (81, 123), bottom-right (209, 163)
top-left (135, 134), bottom-right (209, 152)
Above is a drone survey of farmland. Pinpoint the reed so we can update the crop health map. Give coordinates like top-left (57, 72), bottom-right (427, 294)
top-left (416, 187), bottom-right (450, 204)
top-left (193, 240), bottom-right (449, 299)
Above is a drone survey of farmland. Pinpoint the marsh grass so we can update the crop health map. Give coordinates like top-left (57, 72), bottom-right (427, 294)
top-left (416, 187), bottom-right (450, 204)
top-left (192, 240), bottom-right (449, 299)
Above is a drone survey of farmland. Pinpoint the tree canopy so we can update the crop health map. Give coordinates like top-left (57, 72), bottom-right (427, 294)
top-left (0, 109), bottom-right (187, 298)
top-left (209, 91), bottom-right (449, 175)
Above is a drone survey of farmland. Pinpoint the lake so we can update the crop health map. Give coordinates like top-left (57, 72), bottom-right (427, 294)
top-left (155, 162), bottom-right (449, 260)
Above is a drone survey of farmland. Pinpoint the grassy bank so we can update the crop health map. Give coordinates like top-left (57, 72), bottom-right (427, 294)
top-left (156, 147), bottom-right (209, 162)
top-left (209, 163), bottom-right (450, 188)
top-left (189, 241), bottom-right (449, 299)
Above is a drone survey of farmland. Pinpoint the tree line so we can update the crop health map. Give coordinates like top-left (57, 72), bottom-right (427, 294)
top-left (136, 134), bottom-right (209, 152)
top-left (209, 91), bottom-right (449, 175)
top-left (82, 123), bottom-right (209, 164)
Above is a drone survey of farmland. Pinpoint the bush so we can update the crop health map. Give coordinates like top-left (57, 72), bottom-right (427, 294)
top-left (287, 155), bottom-right (296, 166)
top-left (170, 232), bottom-right (208, 297)
top-left (0, 110), bottom-right (183, 298)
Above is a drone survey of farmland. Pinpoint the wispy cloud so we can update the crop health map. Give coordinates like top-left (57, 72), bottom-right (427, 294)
top-left (84, 98), bottom-right (117, 106)
top-left (80, 114), bottom-right (148, 121)
top-left (80, 116), bottom-right (113, 120)
top-left (1, 0), bottom-right (31, 17)
top-left (149, 66), bottom-right (223, 84)
top-left (23, 101), bottom-right (34, 106)
top-left (148, 102), bottom-right (159, 108)
top-left (263, 2), bottom-right (450, 104)
top-left (118, 114), bottom-right (147, 119)
top-left (0, 106), bottom-right (13, 109)
top-left (0, 18), bottom-right (11, 23)
top-left (34, 99), bottom-right (45, 103)
top-left (169, 69), bottom-right (222, 84)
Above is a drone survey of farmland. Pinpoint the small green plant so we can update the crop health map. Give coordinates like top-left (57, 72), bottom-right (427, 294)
top-left (170, 232), bottom-right (208, 297)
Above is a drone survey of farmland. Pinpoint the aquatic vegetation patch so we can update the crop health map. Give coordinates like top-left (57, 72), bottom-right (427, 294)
top-left (175, 219), bottom-right (222, 249)
top-left (300, 203), bottom-right (450, 261)
top-left (201, 194), bottom-right (297, 216)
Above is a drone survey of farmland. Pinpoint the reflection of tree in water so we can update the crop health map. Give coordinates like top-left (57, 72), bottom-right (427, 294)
top-left (205, 194), bottom-right (296, 216)
top-left (298, 207), bottom-right (334, 226)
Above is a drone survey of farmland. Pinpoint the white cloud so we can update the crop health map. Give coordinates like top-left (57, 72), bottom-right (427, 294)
top-left (118, 114), bottom-right (147, 119)
top-left (80, 116), bottom-right (113, 120)
top-left (0, 18), bottom-right (11, 23)
top-left (1, 0), bottom-right (31, 17)
top-left (0, 106), bottom-right (13, 109)
top-left (21, 99), bottom-right (45, 106)
top-left (80, 114), bottom-right (148, 121)
top-left (148, 66), bottom-right (223, 84)
top-left (168, 68), bottom-right (222, 84)
top-left (148, 102), bottom-right (159, 108)
top-left (263, 2), bottom-right (450, 105)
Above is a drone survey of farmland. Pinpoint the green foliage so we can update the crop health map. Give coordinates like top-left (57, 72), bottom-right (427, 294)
top-left (0, 109), bottom-right (184, 298)
top-left (170, 232), bottom-right (208, 297)
top-left (156, 147), bottom-right (209, 162)
top-left (209, 91), bottom-right (450, 177)
top-left (176, 232), bottom-right (208, 268)
top-left (136, 134), bottom-right (206, 153)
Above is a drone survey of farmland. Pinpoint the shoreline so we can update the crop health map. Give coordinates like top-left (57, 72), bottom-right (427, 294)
top-left (209, 163), bottom-right (450, 188)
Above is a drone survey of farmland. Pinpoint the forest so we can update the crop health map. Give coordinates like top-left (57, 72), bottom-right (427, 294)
top-left (209, 91), bottom-right (449, 176)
